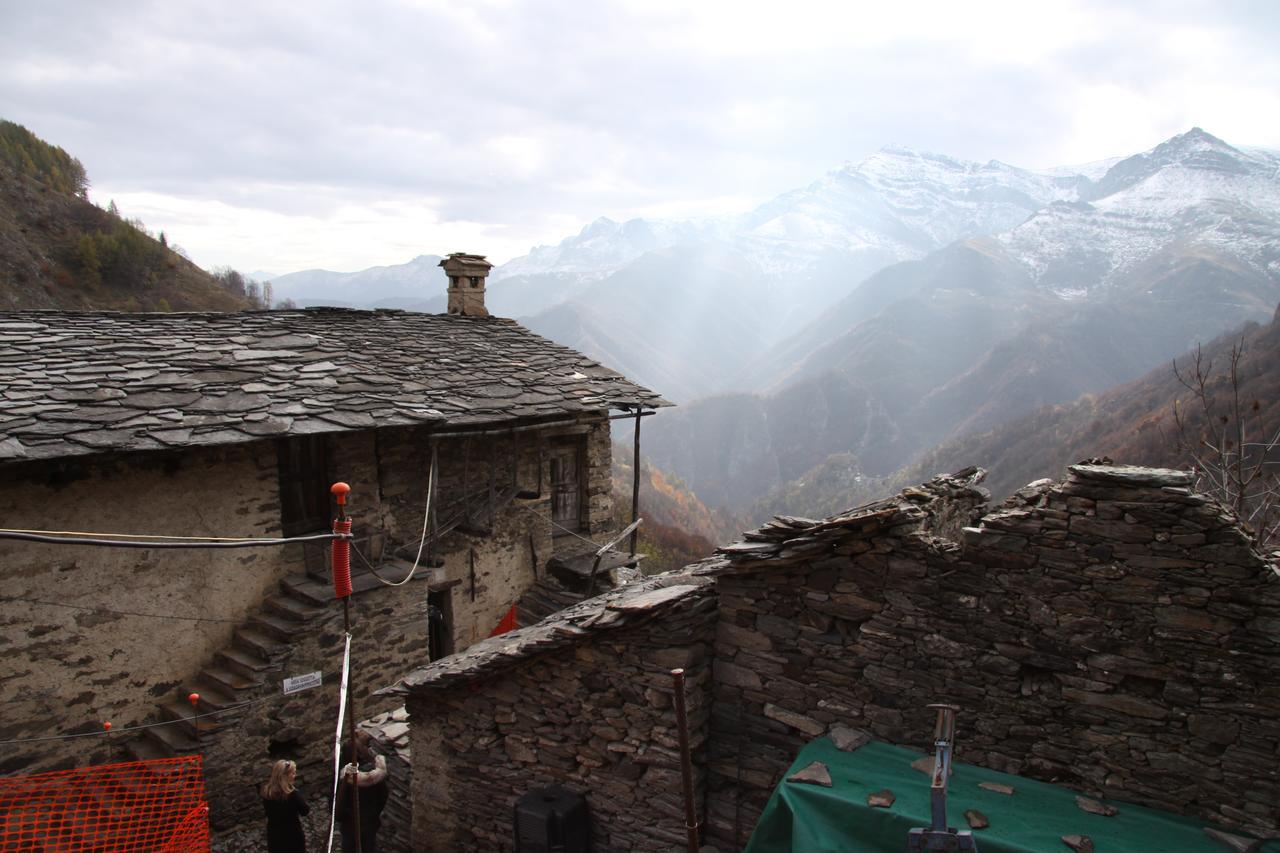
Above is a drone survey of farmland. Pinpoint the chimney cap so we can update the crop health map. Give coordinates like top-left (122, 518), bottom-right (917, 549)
top-left (439, 253), bottom-right (493, 271)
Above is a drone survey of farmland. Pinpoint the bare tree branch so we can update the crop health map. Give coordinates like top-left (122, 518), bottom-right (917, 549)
top-left (1169, 335), bottom-right (1278, 550)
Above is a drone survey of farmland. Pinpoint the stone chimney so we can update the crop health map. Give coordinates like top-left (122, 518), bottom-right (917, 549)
top-left (439, 253), bottom-right (493, 317)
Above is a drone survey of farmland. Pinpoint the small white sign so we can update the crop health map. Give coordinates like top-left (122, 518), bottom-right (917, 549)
top-left (283, 671), bottom-right (322, 695)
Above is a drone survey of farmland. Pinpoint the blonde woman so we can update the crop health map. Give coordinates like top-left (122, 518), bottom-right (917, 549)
top-left (261, 759), bottom-right (310, 852)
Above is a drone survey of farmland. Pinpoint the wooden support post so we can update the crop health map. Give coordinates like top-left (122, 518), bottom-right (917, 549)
top-left (488, 438), bottom-right (497, 527)
top-left (630, 408), bottom-right (642, 557)
top-left (427, 443), bottom-right (438, 568)
top-left (672, 668), bottom-right (700, 852)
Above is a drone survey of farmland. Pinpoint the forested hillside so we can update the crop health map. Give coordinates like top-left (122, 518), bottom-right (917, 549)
top-left (611, 443), bottom-right (744, 572)
top-left (0, 120), bottom-right (251, 311)
top-left (758, 304), bottom-right (1280, 524)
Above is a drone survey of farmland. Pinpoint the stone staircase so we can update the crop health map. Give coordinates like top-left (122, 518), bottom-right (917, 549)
top-left (127, 484), bottom-right (525, 763)
top-left (513, 547), bottom-right (644, 627)
top-left (125, 546), bottom-right (432, 763)
top-left (127, 568), bottom-right (332, 761)
top-left (514, 575), bottom-right (586, 627)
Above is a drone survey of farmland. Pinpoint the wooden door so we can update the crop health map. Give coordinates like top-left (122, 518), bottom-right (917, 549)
top-left (276, 436), bottom-right (330, 536)
top-left (549, 445), bottom-right (582, 534)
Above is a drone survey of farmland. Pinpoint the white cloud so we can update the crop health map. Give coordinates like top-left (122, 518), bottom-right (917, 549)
top-left (2, 0), bottom-right (1277, 272)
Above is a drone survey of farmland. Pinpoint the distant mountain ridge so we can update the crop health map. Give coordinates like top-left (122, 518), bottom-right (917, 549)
top-left (256, 129), bottom-right (1279, 528)
top-left (270, 142), bottom-right (1109, 402)
top-left (642, 128), bottom-right (1280, 512)
top-left (790, 302), bottom-right (1280, 523)
top-left (269, 254), bottom-right (447, 311)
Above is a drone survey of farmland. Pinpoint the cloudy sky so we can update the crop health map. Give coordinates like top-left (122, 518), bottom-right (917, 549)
top-left (3, 0), bottom-right (1278, 275)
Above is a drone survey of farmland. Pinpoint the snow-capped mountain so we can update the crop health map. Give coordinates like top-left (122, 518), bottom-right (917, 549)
top-left (491, 216), bottom-right (728, 282)
top-left (999, 128), bottom-right (1280, 297)
top-left (735, 147), bottom-right (1085, 263)
top-left (643, 128), bottom-right (1280, 514)
top-left (504, 146), bottom-right (1104, 399)
top-left (499, 145), bottom-right (1090, 285)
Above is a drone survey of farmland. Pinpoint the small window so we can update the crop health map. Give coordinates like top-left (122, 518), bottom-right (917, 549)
top-left (469, 276), bottom-right (481, 288)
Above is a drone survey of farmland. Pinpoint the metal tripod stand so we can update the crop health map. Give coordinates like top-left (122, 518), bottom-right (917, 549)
top-left (906, 704), bottom-right (979, 852)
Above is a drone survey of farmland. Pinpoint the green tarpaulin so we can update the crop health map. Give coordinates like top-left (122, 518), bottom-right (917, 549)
top-left (744, 736), bottom-right (1276, 853)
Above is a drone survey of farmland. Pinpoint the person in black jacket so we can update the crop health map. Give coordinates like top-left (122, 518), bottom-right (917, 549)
top-left (337, 731), bottom-right (389, 853)
top-left (261, 759), bottom-right (310, 852)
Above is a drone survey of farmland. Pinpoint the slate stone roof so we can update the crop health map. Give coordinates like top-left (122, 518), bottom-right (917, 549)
top-left (382, 573), bottom-right (713, 696)
top-left (693, 466), bottom-right (991, 576)
top-left (0, 309), bottom-right (670, 464)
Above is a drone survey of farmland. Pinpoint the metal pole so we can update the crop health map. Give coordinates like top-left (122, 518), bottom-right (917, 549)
top-left (333, 484), bottom-right (363, 853)
top-left (630, 408), bottom-right (642, 557)
top-left (671, 668), bottom-right (700, 853)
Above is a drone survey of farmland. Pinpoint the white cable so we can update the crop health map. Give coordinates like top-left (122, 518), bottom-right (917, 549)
top-left (326, 634), bottom-right (352, 853)
top-left (515, 502), bottom-right (610, 551)
top-left (366, 446), bottom-right (436, 588)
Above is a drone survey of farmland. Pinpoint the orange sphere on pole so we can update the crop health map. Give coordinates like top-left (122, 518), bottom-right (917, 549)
top-left (102, 721), bottom-right (111, 732)
top-left (188, 693), bottom-right (200, 707)
top-left (331, 482), bottom-right (351, 507)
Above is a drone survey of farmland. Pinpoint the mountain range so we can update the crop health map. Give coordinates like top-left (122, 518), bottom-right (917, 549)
top-left (642, 129), bottom-right (1280, 512)
top-left (255, 127), bottom-right (1280, 521)
top-left (774, 301), bottom-right (1280, 527)
top-left (268, 254), bottom-right (447, 312)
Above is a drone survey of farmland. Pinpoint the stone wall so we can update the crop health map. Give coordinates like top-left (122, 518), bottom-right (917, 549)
top-left (0, 414), bottom-right (618, 838)
top-left (375, 421), bottom-right (614, 652)
top-left (0, 441), bottom-right (288, 778)
top-left (705, 465), bottom-right (1280, 848)
top-left (189, 557), bottom-right (445, 830)
top-left (402, 579), bottom-right (719, 852)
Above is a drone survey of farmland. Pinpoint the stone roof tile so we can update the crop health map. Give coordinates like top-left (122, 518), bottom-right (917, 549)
top-left (383, 574), bottom-right (714, 696)
top-left (0, 308), bottom-right (669, 464)
top-left (697, 467), bottom-right (991, 575)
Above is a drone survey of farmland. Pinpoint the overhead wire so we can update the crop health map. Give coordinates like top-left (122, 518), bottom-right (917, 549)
top-left (0, 595), bottom-right (244, 624)
top-left (0, 691), bottom-right (287, 747)
top-left (516, 501), bottom-right (612, 551)
top-left (0, 530), bottom-right (347, 549)
top-left (0, 526), bottom-right (326, 542)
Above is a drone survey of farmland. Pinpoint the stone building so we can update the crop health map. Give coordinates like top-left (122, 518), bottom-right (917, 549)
top-left (387, 463), bottom-right (1279, 850)
top-left (0, 258), bottom-right (668, 831)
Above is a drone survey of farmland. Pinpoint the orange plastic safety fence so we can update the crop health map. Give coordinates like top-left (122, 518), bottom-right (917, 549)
top-left (0, 756), bottom-right (210, 852)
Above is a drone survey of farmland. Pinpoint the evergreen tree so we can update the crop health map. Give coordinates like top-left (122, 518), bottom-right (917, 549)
top-left (0, 120), bottom-right (89, 196)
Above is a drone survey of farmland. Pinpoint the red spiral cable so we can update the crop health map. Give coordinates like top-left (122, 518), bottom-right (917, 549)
top-left (330, 482), bottom-right (352, 599)
top-left (332, 518), bottom-right (352, 599)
